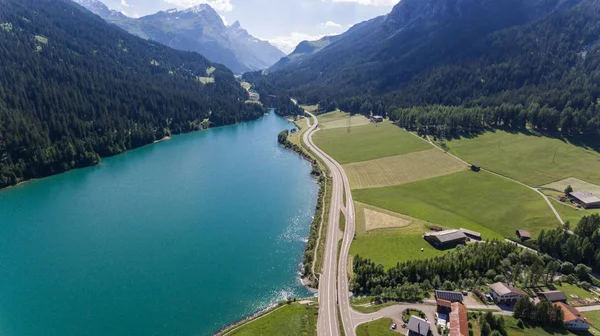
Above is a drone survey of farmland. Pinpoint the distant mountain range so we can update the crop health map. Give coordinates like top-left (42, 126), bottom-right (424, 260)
top-left (72, 0), bottom-right (285, 73)
top-left (252, 0), bottom-right (600, 134)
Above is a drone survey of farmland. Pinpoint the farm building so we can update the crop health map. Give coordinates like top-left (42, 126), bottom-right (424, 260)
top-left (516, 230), bottom-right (531, 241)
top-left (437, 298), bottom-right (452, 313)
top-left (538, 290), bottom-right (567, 303)
top-left (569, 191), bottom-right (600, 209)
top-left (424, 230), bottom-right (467, 248)
top-left (488, 282), bottom-right (527, 305)
top-left (554, 302), bottom-right (592, 331)
top-left (449, 302), bottom-right (468, 336)
top-left (435, 290), bottom-right (464, 302)
top-left (407, 316), bottom-right (431, 336)
top-left (459, 228), bottom-right (481, 241)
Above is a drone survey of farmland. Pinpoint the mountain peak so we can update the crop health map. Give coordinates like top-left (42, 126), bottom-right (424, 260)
top-left (183, 3), bottom-right (213, 14)
top-left (231, 21), bottom-right (242, 29)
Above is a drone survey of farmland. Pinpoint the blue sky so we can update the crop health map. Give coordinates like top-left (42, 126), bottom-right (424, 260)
top-left (101, 0), bottom-right (397, 53)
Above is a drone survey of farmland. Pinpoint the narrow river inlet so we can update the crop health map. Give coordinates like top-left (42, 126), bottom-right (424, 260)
top-left (0, 112), bottom-right (318, 336)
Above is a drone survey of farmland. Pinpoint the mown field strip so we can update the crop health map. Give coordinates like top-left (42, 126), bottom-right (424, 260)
top-left (344, 148), bottom-right (468, 189)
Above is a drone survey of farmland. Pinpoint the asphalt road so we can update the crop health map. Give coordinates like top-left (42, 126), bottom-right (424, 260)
top-left (302, 111), bottom-right (358, 336)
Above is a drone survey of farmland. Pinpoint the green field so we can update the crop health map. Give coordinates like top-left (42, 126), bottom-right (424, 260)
top-left (313, 123), bottom-right (431, 164)
top-left (356, 318), bottom-right (397, 336)
top-left (354, 171), bottom-right (562, 239)
top-left (446, 130), bottom-right (600, 186)
top-left (553, 201), bottom-right (600, 227)
top-left (350, 202), bottom-right (449, 267)
top-left (228, 302), bottom-right (317, 336)
top-left (345, 148), bottom-right (467, 189)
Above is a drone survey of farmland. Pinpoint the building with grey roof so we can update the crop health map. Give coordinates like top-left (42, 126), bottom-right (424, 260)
top-left (407, 316), bottom-right (431, 336)
top-left (435, 290), bottom-right (464, 302)
top-left (539, 290), bottom-right (567, 302)
top-left (569, 191), bottom-right (600, 209)
top-left (424, 230), bottom-right (467, 248)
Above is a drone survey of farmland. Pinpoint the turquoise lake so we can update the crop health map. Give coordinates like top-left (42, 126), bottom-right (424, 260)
top-left (0, 112), bottom-right (318, 336)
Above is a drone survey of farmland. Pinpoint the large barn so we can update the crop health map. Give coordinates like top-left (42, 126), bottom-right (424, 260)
top-left (569, 191), bottom-right (600, 209)
top-left (424, 230), bottom-right (467, 248)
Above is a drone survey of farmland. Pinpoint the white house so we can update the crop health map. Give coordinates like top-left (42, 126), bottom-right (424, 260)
top-left (488, 282), bottom-right (526, 305)
top-left (555, 302), bottom-right (592, 331)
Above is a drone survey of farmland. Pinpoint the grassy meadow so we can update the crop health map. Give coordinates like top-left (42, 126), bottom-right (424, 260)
top-left (353, 171), bottom-right (562, 239)
top-left (350, 202), bottom-right (448, 267)
top-left (313, 122), bottom-right (431, 164)
top-left (446, 130), bottom-right (600, 186)
top-left (228, 302), bottom-right (317, 336)
top-left (356, 318), bottom-right (397, 336)
top-left (345, 148), bottom-right (467, 189)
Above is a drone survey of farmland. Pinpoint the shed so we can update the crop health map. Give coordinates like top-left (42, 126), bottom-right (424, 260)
top-left (516, 230), bottom-right (532, 240)
top-left (424, 230), bottom-right (468, 248)
top-left (408, 316), bottom-right (431, 336)
top-left (569, 191), bottom-right (600, 209)
top-left (437, 298), bottom-right (452, 311)
top-left (371, 115), bottom-right (384, 123)
top-left (435, 290), bottom-right (464, 302)
top-left (539, 290), bottom-right (567, 302)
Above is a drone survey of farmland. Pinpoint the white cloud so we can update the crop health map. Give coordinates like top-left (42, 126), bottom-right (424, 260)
top-left (324, 0), bottom-right (397, 5)
top-left (269, 32), bottom-right (332, 54)
top-left (120, 0), bottom-right (130, 7)
top-left (163, 0), bottom-right (234, 12)
top-left (322, 21), bottom-right (342, 28)
top-left (219, 14), bottom-right (228, 25)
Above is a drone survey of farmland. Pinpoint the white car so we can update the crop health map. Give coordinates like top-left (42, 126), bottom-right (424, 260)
top-left (391, 323), bottom-right (397, 330)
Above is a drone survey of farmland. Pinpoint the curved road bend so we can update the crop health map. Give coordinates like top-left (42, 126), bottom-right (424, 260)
top-left (302, 111), bottom-right (357, 336)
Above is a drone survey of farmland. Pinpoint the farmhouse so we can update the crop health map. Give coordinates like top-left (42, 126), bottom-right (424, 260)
top-left (555, 302), bottom-right (592, 331)
top-left (435, 290), bottom-right (464, 302)
top-left (488, 282), bottom-right (527, 304)
top-left (516, 230), bottom-right (531, 241)
top-left (424, 230), bottom-right (467, 248)
top-left (449, 302), bottom-right (468, 336)
top-left (459, 228), bottom-right (482, 241)
top-left (538, 290), bottom-right (567, 303)
top-left (407, 316), bottom-right (431, 336)
top-left (569, 191), bottom-right (600, 209)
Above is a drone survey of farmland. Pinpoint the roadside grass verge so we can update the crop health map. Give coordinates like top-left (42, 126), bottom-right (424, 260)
top-left (313, 123), bottom-right (432, 164)
top-left (350, 202), bottom-right (449, 267)
top-left (344, 148), bottom-right (467, 189)
top-left (445, 130), bottom-right (600, 187)
top-left (226, 302), bottom-right (317, 336)
top-left (353, 171), bottom-right (561, 240)
top-left (287, 118), bottom-right (309, 147)
top-left (356, 318), bottom-right (396, 336)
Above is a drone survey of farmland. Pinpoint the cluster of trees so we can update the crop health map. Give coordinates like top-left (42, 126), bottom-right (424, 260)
top-left (538, 215), bottom-right (600, 269)
top-left (479, 312), bottom-right (507, 336)
top-left (353, 240), bottom-right (592, 301)
top-left (0, 0), bottom-right (265, 189)
top-left (513, 297), bottom-right (564, 328)
top-left (261, 0), bottom-right (600, 134)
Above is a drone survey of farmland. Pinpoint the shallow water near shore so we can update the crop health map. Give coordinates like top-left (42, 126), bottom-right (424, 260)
top-left (0, 112), bottom-right (318, 336)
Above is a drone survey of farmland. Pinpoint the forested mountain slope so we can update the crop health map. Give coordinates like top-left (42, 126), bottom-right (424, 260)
top-left (73, 0), bottom-right (285, 73)
top-left (256, 0), bottom-right (600, 134)
top-left (0, 0), bottom-right (264, 189)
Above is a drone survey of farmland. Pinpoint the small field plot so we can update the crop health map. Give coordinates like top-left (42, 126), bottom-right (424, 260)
top-left (228, 302), bottom-right (317, 336)
top-left (315, 110), bottom-right (348, 124)
top-left (313, 123), bottom-right (432, 164)
top-left (543, 177), bottom-right (600, 196)
top-left (350, 202), bottom-right (450, 267)
top-left (344, 148), bottom-right (467, 189)
top-left (356, 318), bottom-right (397, 336)
top-left (320, 115), bottom-right (371, 129)
top-left (354, 171), bottom-right (561, 239)
top-left (446, 130), bottom-right (600, 187)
